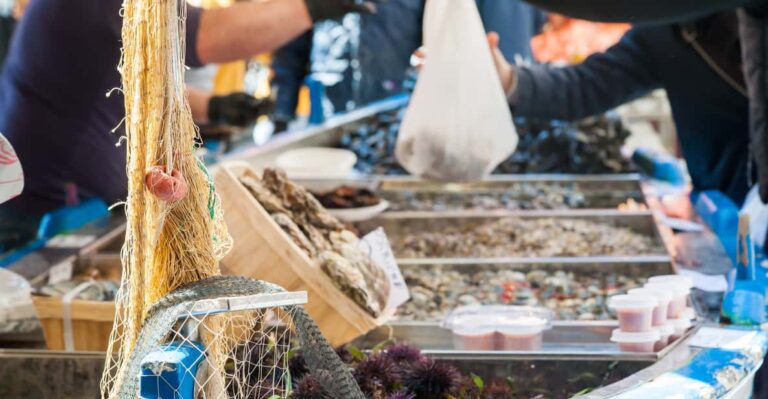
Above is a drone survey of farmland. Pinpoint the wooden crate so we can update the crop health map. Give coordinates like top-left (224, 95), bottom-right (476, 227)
top-left (32, 295), bottom-right (115, 352)
top-left (215, 162), bottom-right (388, 346)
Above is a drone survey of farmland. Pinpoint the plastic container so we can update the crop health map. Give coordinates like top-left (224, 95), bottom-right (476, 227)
top-left (608, 294), bottom-right (658, 332)
top-left (443, 305), bottom-right (553, 351)
top-left (645, 281), bottom-right (690, 319)
top-left (669, 317), bottom-right (692, 340)
top-left (275, 147), bottom-right (357, 179)
top-left (627, 287), bottom-right (672, 327)
top-left (653, 323), bottom-right (674, 351)
top-left (496, 317), bottom-right (549, 351)
top-left (611, 329), bottom-right (661, 353)
top-left (647, 275), bottom-right (694, 288)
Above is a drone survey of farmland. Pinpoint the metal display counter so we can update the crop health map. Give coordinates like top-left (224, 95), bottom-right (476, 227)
top-left (1, 97), bottom-right (763, 398)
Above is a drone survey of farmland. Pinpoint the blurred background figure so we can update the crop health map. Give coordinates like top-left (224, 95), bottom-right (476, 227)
top-left (270, 0), bottom-right (548, 133)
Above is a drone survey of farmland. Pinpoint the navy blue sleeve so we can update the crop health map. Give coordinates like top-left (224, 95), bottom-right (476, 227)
top-left (522, 0), bottom-right (754, 23)
top-left (511, 27), bottom-right (662, 121)
top-left (185, 5), bottom-right (204, 68)
top-left (270, 31), bottom-right (313, 119)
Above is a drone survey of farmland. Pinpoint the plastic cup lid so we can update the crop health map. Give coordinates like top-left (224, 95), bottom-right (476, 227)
top-left (654, 323), bottom-right (674, 336)
top-left (442, 305), bottom-right (553, 334)
top-left (496, 316), bottom-right (549, 335)
top-left (644, 281), bottom-right (690, 296)
top-left (647, 275), bottom-right (694, 289)
top-left (610, 329), bottom-right (661, 343)
top-left (608, 294), bottom-right (658, 310)
top-left (449, 314), bottom-right (497, 335)
top-left (627, 287), bottom-right (673, 303)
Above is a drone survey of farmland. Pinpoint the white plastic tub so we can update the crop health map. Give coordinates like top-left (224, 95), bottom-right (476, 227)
top-left (611, 329), bottom-right (661, 353)
top-left (653, 323), bottom-right (674, 351)
top-left (443, 305), bottom-right (553, 351)
top-left (627, 287), bottom-right (672, 327)
top-left (608, 294), bottom-right (658, 333)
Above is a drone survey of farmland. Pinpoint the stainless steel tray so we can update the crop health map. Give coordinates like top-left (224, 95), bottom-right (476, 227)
top-left (294, 174), bottom-right (646, 212)
top-left (357, 210), bottom-right (670, 260)
top-left (354, 321), bottom-right (690, 362)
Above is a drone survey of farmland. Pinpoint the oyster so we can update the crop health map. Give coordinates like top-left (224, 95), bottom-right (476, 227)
top-left (240, 168), bottom-right (390, 317)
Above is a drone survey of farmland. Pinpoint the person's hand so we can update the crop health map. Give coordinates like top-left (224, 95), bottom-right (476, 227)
top-left (486, 32), bottom-right (516, 94)
top-left (207, 93), bottom-right (274, 128)
top-left (303, 0), bottom-right (380, 23)
top-left (410, 32), bottom-right (517, 95)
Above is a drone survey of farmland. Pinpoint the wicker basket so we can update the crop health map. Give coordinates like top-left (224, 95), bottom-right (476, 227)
top-left (32, 295), bottom-right (115, 352)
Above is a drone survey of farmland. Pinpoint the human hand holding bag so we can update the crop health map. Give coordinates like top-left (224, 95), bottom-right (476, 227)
top-left (396, 0), bottom-right (518, 181)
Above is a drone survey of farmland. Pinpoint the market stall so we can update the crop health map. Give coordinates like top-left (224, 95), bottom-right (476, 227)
top-left (0, 97), bottom-right (763, 399)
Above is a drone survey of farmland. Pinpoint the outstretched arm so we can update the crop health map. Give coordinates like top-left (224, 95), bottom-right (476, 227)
top-left (490, 28), bottom-right (662, 121)
top-left (196, 0), bottom-right (313, 64)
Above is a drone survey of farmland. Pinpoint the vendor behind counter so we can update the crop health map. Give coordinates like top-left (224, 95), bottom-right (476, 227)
top-left (503, 11), bottom-right (751, 205)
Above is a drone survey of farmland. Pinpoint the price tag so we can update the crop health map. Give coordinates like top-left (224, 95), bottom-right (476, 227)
top-left (359, 228), bottom-right (410, 313)
top-left (688, 327), bottom-right (758, 350)
top-left (48, 261), bottom-right (74, 285)
top-left (46, 234), bottom-right (96, 249)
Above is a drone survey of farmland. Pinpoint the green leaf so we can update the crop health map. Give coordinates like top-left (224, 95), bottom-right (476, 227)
top-left (371, 339), bottom-right (394, 354)
top-left (470, 373), bottom-right (484, 390)
top-left (346, 345), bottom-right (366, 361)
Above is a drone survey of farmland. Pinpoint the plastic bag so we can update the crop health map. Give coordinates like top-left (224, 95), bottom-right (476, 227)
top-left (396, 0), bottom-right (518, 181)
top-left (741, 185), bottom-right (768, 247)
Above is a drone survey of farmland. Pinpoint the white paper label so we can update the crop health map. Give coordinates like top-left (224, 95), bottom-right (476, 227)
top-left (676, 269), bottom-right (728, 293)
top-left (688, 327), bottom-right (758, 350)
top-left (48, 261), bottom-right (74, 285)
top-left (45, 234), bottom-right (96, 249)
top-left (359, 228), bottom-right (410, 313)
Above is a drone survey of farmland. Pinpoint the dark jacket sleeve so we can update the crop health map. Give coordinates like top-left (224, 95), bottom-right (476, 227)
top-left (510, 27), bottom-right (662, 121)
top-left (270, 31), bottom-right (313, 120)
top-left (738, 9), bottom-right (768, 201)
top-left (522, 0), bottom-right (757, 23)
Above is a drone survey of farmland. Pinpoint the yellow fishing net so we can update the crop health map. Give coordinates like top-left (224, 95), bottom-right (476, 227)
top-left (101, 0), bottom-right (231, 396)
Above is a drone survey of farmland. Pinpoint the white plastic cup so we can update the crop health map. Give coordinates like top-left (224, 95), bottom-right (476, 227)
top-left (645, 281), bottom-right (690, 319)
top-left (495, 317), bottom-right (548, 351)
top-left (653, 323), bottom-right (674, 352)
top-left (611, 329), bottom-right (661, 353)
top-left (647, 275), bottom-right (694, 288)
top-left (627, 287), bottom-right (673, 327)
top-left (668, 317), bottom-right (692, 340)
top-left (608, 294), bottom-right (658, 332)
top-left (450, 315), bottom-right (497, 350)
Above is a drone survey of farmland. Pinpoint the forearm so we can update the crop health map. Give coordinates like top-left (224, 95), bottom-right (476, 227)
top-left (196, 0), bottom-right (313, 64)
top-left (187, 86), bottom-right (213, 124)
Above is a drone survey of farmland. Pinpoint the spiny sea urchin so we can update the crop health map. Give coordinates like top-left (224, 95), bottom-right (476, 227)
top-left (291, 372), bottom-right (333, 399)
top-left (354, 354), bottom-right (401, 397)
top-left (402, 359), bottom-right (461, 399)
top-left (483, 381), bottom-right (515, 399)
top-left (384, 343), bottom-right (425, 366)
top-left (386, 391), bottom-right (416, 399)
top-left (288, 354), bottom-right (310, 382)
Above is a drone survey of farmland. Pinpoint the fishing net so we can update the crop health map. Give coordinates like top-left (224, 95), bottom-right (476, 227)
top-left (101, 0), bottom-right (231, 396)
top-left (110, 276), bottom-right (364, 399)
top-left (100, 1), bottom-right (364, 397)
